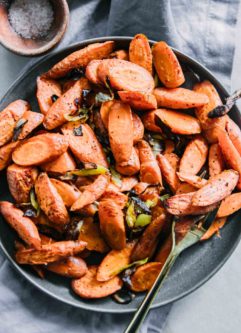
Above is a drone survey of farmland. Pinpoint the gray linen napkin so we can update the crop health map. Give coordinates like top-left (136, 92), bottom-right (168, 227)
top-left (0, 0), bottom-right (239, 332)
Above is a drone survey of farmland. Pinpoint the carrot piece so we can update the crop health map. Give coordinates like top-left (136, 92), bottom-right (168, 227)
top-left (132, 112), bottom-right (144, 143)
top-left (0, 141), bottom-right (19, 171)
top-left (226, 117), bottom-right (241, 156)
top-left (18, 110), bottom-right (44, 140)
top-left (0, 110), bottom-right (15, 147)
top-left (154, 87), bottom-right (209, 109)
top-left (120, 176), bottom-right (138, 192)
top-left (139, 186), bottom-right (160, 203)
top-left (218, 130), bottom-right (241, 189)
top-left (217, 192), bottom-right (241, 218)
top-left (177, 172), bottom-right (207, 189)
top-left (100, 100), bottom-right (116, 128)
top-left (155, 109), bottom-right (201, 135)
top-left (116, 147), bottom-right (140, 176)
top-left (50, 179), bottom-right (80, 207)
top-left (131, 213), bottom-right (167, 262)
top-left (133, 182), bottom-right (149, 195)
top-left (7, 164), bottom-right (38, 203)
top-left (193, 81), bottom-right (227, 143)
top-left (85, 59), bottom-right (102, 84)
top-left (63, 77), bottom-right (91, 93)
top-left (41, 151), bottom-right (76, 174)
top-left (110, 49), bottom-right (129, 60)
top-left (71, 175), bottom-right (109, 211)
top-left (35, 173), bottom-right (70, 225)
top-left (179, 135), bottom-right (208, 175)
top-left (61, 122), bottom-right (108, 167)
top-left (208, 143), bottom-right (225, 178)
top-left (47, 256), bottom-right (87, 278)
top-left (131, 262), bottom-right (162, 292)
top-left (16, 240), bottom-right (87, 265)
top-left (71, 265), bottom-right (122, 299)
top-left (99, 199), bottom-right (126, 250)
top-left (12, 133), bottom-right (68, 166)
top-left (129, 34), bottom-right (152, 73)
top-left (101, 187), bottom-right (128, 209)
top-left (201, 217), bottom-right (227, 241)
top-left (152, 41), bottom-right (185, 88)
top-left (2, 99), bottom-right (30, 121)
top-left (97, 241), bottom-right (136, 281)
top-left (0, 201), bottom-right (41, 249)
top-left (164, 152), bottom-right (179, 170)
top-left (108, 100), bottom-right (133, 163)
top-left (36, 76), bottom-right (62, 115)
top-left (176, 182), bottom-right (196, 194)
top-left (141, 110), bottom-right (162, 133)
top-left (45, 41), bottom-right (115, 79)
top-left (43, 79), bottom-right (82, 130)
top-left (165, 192), bottom-right (218, 216)
top-left (192, 170), bottom-right (239, 206)
top-left (118, 91), bottom-right (157, 110)
top-left (157, 154), bottom-right (179, 193)
top-left (138, 140), bottom-right (163, 185)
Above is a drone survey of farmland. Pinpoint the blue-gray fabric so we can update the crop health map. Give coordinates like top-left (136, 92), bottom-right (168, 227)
top-left (0, 0), bottom-right (239, 332)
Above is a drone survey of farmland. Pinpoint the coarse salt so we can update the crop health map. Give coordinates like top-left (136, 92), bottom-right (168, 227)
top-left (8, 0), bottom-right (54, 39)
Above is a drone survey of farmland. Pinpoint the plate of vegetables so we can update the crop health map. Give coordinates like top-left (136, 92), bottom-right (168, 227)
top-left (0, 35), bottom-right (241, 313)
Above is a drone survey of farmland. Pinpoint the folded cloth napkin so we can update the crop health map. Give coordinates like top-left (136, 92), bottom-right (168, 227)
top-left (0, 0), bottom-right (239, 332)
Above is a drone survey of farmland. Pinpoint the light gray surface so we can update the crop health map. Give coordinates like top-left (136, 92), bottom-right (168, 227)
top-left (0, 6), bottom-right (241, 333)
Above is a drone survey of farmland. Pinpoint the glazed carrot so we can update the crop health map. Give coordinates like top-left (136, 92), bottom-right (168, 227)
top-left (0, 141), bottom-right (19, 171)
top-left (132, 112), bottom-right (144, 143)
top-left (110, 49), bottom-right (129, 60)
top-left (129, 34), bottom-right (152, 73)
top-left (101, 187), bottom-right (128, 209)
top-left (155, 109), bottom-right (201, 135)
top-left (164, 152), bottom-right (179, 170)
top-left (177, 172), bottom-right (207, 189)
top-left (179, 135), bottom-right (208, 175)
top-left (131, 262), bottom-right (162, 292)
top-left (85, 59), bottom-right (102, 84)
top-left (7, 164), bottom-right (38, 203)
top-left (41, 151), bottom-right (76, 174)
top-left (141, 110), bottom-right (162, 133)
top-left (2, 99), bottom-right (30, 121)
top-left (138, 140), bottom-right (163, 185)
top-left (71, 265), bottom-right (122, 299)
top-left (217, 192), bottom-right (241, 218)
top-left (18, 111), bottom-right (44, 140)
top-left (131, 213), bottom-right (167, 261)
top-left (118, 91), bottom-right (157, 110)
top-left (78, 217), bottom-right (109, 253)
top-left (157, 153), bottom-right (179, 193)
top-left (218, 130), bottom-right (241, 189)
top-left (192, 170), bottom-right (239, 206)
top-left (175, 182), bottom-right (196, 194)
top-left (154, 87), bottom-right (209, 109)
top-left (35, 173), bottom-right (70, 225)
top-left (99, 199), bottom-right (126, 250)
top-left (47, 256), bottom-right (87, 278)
top-left (16, 240), bottom-right (87, 265)
top-left (36, 76), bottom-right (62, 115)
top-left (62, 77), bottom-right (91, 93)
top-left (45, 41), bottom-right (115, 79)
top-left (108, 100), bottom-right (133, 163)
top-left (97, 241), bottom-right (136, 281)
top-left (61, 122), bottom-right (108, 167)
top-left (201, 217), bottom-right (227, 241)
top-left (116, 147), bottom-right (140, 176)
top-left (0, 111), bottom-right (15, 147)
top-left (43, 79), bottom-right (82, 130)
top-left (120, 176), bottom-right (138, 192)
top-left (50, 179), bottom-right (81, 207)
top-left (208, 143), bottom-right (225, 178)
top-left (12, 133), bottom-right (68, 166)
top-left (152, 41), bottom-right (185, 88)
top-left (71, 175), bottom-right (109, 211)
top-left (100, 100), bottom-right (116, 128)
top-left (226, 117), bottom-right (241, 156)
top-left (0, 201), bottom-right (41, 249)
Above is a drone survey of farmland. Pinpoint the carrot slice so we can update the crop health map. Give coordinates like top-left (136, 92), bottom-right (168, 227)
top-left (36, 76), bottom-right (62, 115)
top-left (100, 100), bottom-right (116, 128)
top-left (217, 192), bottom-right (241, 218)
top-left (131, 262), bottom-right (162, 292)
top-left (139, 186), bottom-right (160, 203)
top-left (192, 169), bottom-right (239, 206)
top-left (176, 182), bottom-right (196, 194)
top-left (0, 201), bottom-right (41, 249)
top-left (152, 41), bottom-right (185, 88)
top-left (18, 111), bottom-right (44, 140)
top-left (101, 185), bottom-right (128, 208)
top-left (50, 179), bottom-right (80, 207)
top-left (179, 135), bottom-right (208, 175)
top-left (164, 152), bottom-right (179, 170)
top-left (99, 199), bottom-right (126, 250)
top-left (85, 59), bottom-right (102, 84)
top-left (208, 143), bottom-right (225, 178)
top-left (138, 140), bottom-right (162, 185)
top-left (226, 117), bottom-right (241, 156)
top-left (120, 176), bottom-right (138, 192)
top-left (63, 77), bottom-right (91, 93)
top-left (97, 241), bottom-right (136, 281)
top-left (0, 110), bottom-right (15, 147)
top-left (110, 49), bottom-right (129, 60)
top-left (35, 173), bottom-right (70, 225)
top-left (7, 164), bottom-right (38, 203)
top-left (133, 182), bottom-right (149, 195)
top-left (129, 34), bottom-right (152, 73)
top-left (71, 175), bottom-right (109, 211)
top-left (157, 154), bottom-right (179, 193)
top-left (12, 133), bottom-right (68, 166)
top-left (108, 100), bottom-right (133, 163)
top-left (41, 151), bottom-right (76, 174)
top-left (45, 41), bottom-right (115, 79)
top-left (155, 109), bottom-right (201, 135)
top-left (2, 99), bottom-right (30, 121)
top-left (118, 91), bottom-right (157, 110)
top-left (141, 110), bottom-right (162, 133)
top-left (201, 217), bottom-right (227, 241)
top-left (154, 87), bottom-right (209, 109)
top-left (43, 79), bottom-right (82, 130)
top-left (61, 122), bottom-right (108, 167)
top-left (116, 147), bottom-right (140, 176)
top-left (47, 256), bottom-right (87, 278)
top-left (71, 265), bottom-right (122, 299)
top-left (177, 173), bottom-right (207, 189)
top-left (0, 141), bottom-right (19, 171)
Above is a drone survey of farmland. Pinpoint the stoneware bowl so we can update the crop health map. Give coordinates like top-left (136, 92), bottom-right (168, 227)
top-left (0, 37), bottom-right (240, 313)
top-left (0, 0), bottom-right (69, 56)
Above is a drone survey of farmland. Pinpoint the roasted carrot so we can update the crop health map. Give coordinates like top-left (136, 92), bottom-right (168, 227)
top-left (131, 262), bottom-right (162, 292)
top-left (36, 76), bottom-right (62, 115)
top-left (152, 41), bottom-right (185, 88)
top-left (120, 176), bottom-right (138, 192)
top-left (141, 110), bottom-right (162, 133)
top-left (138, 140), bottom-right (163, 185)
top-left (116, 147), bottom-right (140, 176)
top-left (63, 77), bottom-right (91, 93)
top-left (0, 141), bottom-right (19, 171)
top-left (217, 192), bottom-right (241, 218)
top-left (192, 170), bottom-right (239, 206)
top-left (110, 49), bottom-right (129, 60)
top-left (164, 152), bottom-right (179, 170)
top-left (226, 117), bottom-right (241, 156)
top-left (118, 91), bottom-right (157, 110)
top-left (177, 172), bottom-right (207, 189)
top-left (100, 100), bottom-right (115, 128)
top-left (154, 87), bottom-right (209, 109)
top-left (208, 143), bottom-right (225, 178)
top-left (201, 217), bottom-right (227, 241)
top-left (129, 33), bottom-right (152, 73)
top-left (179, 135), bottom-right (208, 175)
top-left (175, 182), bottom-right (196, 194)
top-left (50, 179), bottom-right (80, 207)
top-left (41, 151), bottom-right (76, 174)
top-left (85, 59), bottom-right (102, 84)
top-left (157, 153), bottom-right (179, 193)
top-left (0, 201), bottom-right (41, 249)
top-left (0, 110), bottom-right (15, 147)
top-left (139, 186), bottom-right (160, 202)
top-left (2, 99), bottom-right (30, 121)
top-left (17, 111), bottom-right (44, 140)
top-left (133, 182), bottom-right (149, 195)
top-left (47, 256), bottom-right (87, 278)
top-left (101, 187), bottom-right (128, 209)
